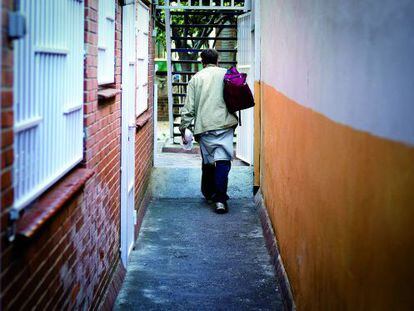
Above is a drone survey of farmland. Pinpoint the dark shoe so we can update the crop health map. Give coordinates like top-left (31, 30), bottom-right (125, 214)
top-left (215, 202), bottom-right (228, 214)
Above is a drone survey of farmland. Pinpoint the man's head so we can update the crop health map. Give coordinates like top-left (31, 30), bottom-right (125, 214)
top-left (200, 49), bottom-right (219, 66)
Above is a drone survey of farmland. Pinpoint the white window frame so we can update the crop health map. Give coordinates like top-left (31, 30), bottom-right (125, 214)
top-left (135, 1), bottom-right (150, 116)
top-left (98, 0), bottom-right (116, 85)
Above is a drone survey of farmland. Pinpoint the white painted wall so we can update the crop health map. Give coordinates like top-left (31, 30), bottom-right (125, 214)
top-left (261, 0), bottom-right (414, 145)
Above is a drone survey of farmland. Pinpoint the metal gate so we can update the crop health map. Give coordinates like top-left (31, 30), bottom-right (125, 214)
top-left (236, 12), bottom-right (254, 165)
top-left (121, 2), bottom-right (136, 267)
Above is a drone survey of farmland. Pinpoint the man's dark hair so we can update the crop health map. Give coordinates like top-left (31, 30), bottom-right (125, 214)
top-left (200, 49), bottom-right (219, 65)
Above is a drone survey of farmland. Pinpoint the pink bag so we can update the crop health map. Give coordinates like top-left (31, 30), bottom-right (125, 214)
top-left (223, 67), bottom-right (255, 117)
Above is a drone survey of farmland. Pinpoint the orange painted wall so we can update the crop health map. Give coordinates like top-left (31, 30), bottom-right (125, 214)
top-left (261, 83), bottom-right (414, 310)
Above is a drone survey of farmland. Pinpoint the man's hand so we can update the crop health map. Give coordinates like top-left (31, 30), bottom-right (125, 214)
top-left (180, 128), bottom-right (188, 144)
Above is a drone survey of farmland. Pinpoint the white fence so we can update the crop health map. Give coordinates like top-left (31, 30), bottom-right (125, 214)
top-left (13, 0), bottom-right (84, 210)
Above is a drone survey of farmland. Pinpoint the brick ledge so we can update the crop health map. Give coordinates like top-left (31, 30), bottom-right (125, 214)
top-left (98, 88), bottom-right (120, 100)
top-left (16, 168), bottom-right (94, 240)
top-left (136, 110), bottom-right (152, 129)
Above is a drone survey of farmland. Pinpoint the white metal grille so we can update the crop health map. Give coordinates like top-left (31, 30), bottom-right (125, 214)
top-left (98, 0), bottom-right (115, 85)
top-left (136, 2), bottom-right (150, 116)
top-left (13, 0), bottom-right (84, 210)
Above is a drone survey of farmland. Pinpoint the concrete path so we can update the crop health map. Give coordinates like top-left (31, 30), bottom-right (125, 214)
top-left (149, 167), bottom-right (253, 200)
top-left (114, 167), bottom-right (283, 310)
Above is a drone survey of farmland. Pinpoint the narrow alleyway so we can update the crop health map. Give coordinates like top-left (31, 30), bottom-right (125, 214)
top-left (114, 165), bottom-right (283, 310)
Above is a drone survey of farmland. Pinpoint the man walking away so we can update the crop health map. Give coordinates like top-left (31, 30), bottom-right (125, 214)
top-left (180, 49), bottom-right (238, 214)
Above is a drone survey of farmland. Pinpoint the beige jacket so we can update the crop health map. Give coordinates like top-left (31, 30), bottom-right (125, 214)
top-left (179, 64), bottom-right (238, 135)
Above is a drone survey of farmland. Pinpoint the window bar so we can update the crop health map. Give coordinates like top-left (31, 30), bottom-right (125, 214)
top-left (21, 1), bottom-right (26, 123)
top-left (53, 55), bottom-right (58, 174)
top-left (29, 121), bottom-right (35, 198)
top-left (22, 133), bottom-right (27, 199)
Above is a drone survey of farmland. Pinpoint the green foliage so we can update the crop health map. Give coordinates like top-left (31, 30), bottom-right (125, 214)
top-left (156, 10), bottom-right (167, 50)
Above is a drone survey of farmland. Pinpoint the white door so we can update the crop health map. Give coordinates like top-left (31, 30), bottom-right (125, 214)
top-left (121, 3), bottom-right (136, 267)
top-left (236, 12), bottom-right (255, 165)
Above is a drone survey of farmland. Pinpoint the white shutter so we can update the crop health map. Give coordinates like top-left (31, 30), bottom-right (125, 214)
top-left (98, 0), bottom-right (115, 85)
top-left (136, 2), bottom-right (150, 116)
top-left (13, 0), bottom-right (84, 210)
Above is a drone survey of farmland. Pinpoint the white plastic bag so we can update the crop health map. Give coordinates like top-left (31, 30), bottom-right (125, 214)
top-left (181, 128), bottom-right (194, 150)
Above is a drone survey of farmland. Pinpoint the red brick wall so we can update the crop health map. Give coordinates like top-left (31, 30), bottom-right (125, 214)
top-left (158, 97), bottom-right (169, 121)
top-left (1, 0), bottom-right (16, 306)
top-left (1, 0), bottom-right (14, 227)
top-left (0, 1), bottom-right (154, 309)
top-left (81, 0), bottom-right (123, 309)
top-left (134, 2), bottom-right (154, 220)
top-left (1, 1), bottom-right (13, 203)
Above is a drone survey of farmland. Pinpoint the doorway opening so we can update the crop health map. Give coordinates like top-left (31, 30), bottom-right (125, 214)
top-left (153, 1), bottom-right (255, 170)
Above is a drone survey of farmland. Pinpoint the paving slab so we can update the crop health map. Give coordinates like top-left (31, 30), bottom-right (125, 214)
top-left (114, 198), bottom-right (283, 311)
